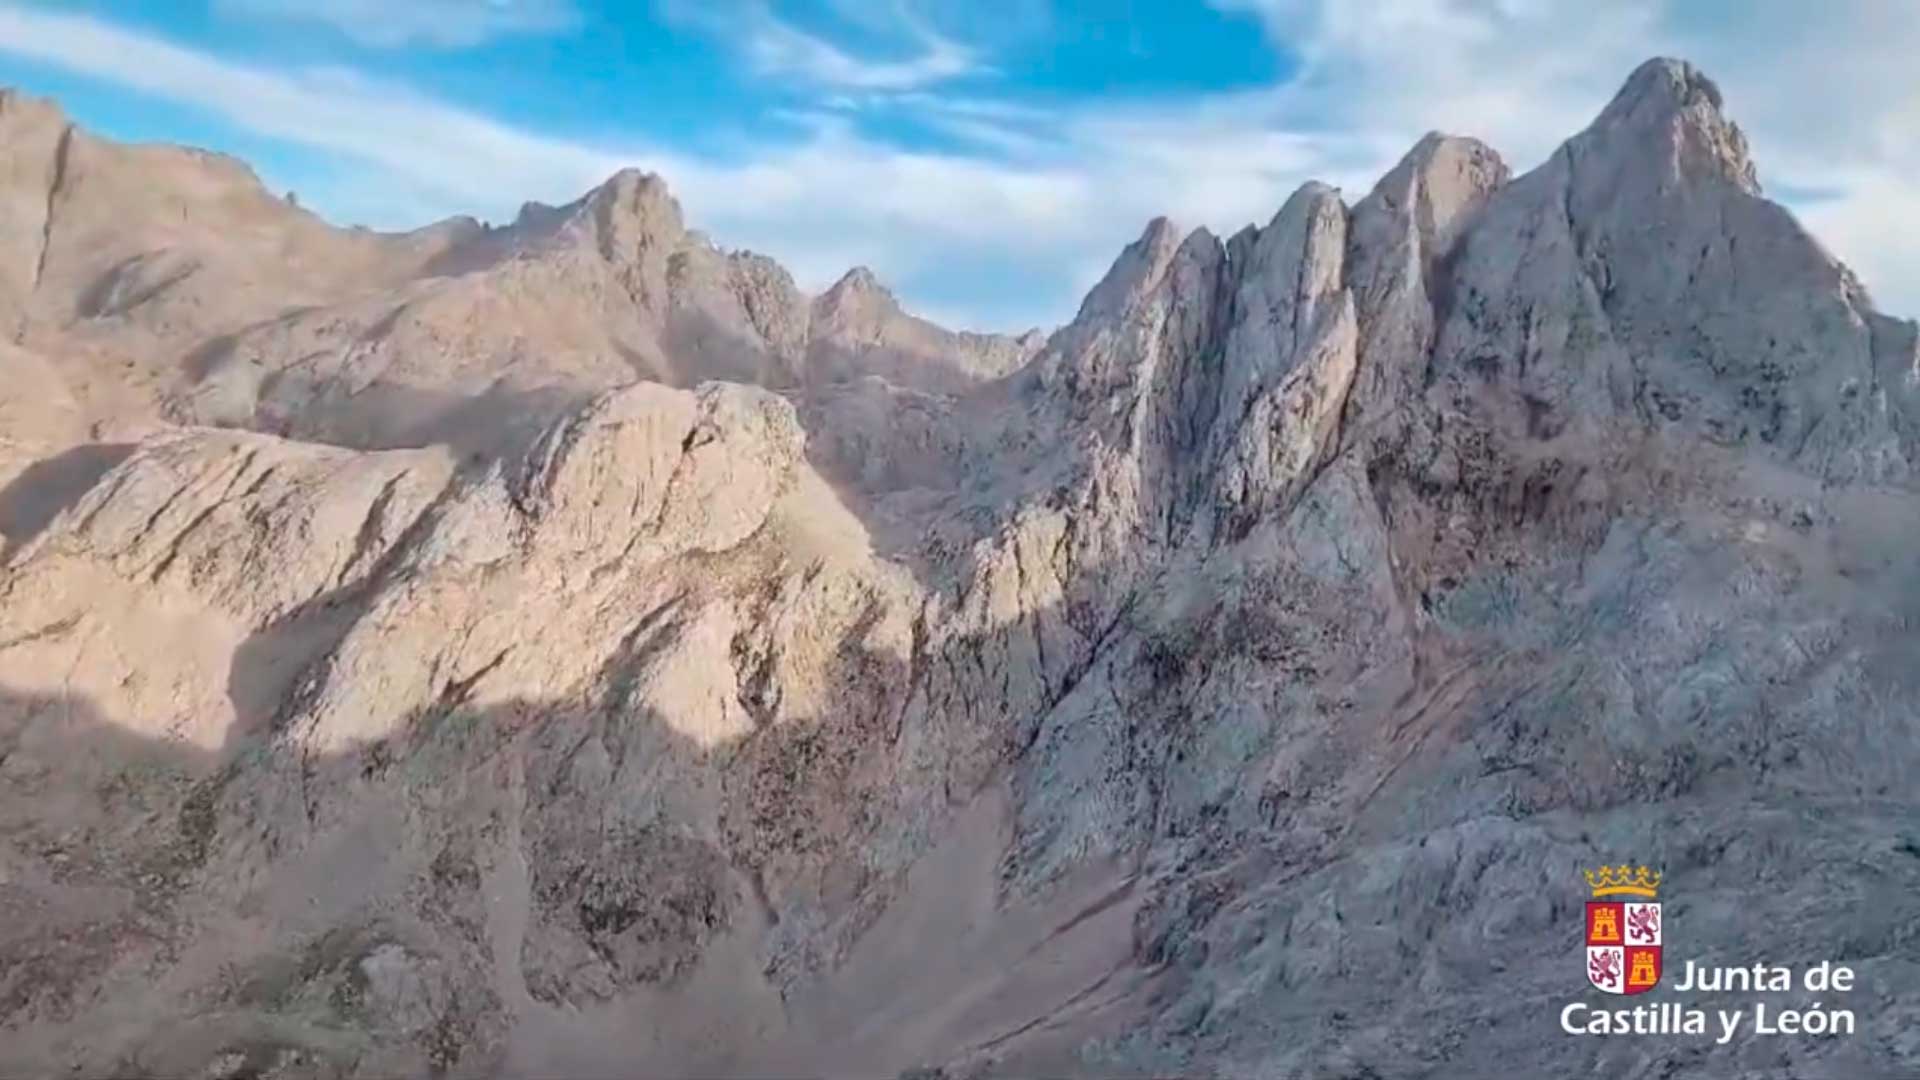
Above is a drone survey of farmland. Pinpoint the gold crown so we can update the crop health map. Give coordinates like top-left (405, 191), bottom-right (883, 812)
top-left (1584, 864), bottom-right (1662, 898)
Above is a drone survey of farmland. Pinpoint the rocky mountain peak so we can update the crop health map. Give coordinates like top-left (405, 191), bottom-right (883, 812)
top-left (1361, 133), bottom-right (1509, 252)
top-left (509, 197), bottom-right (567, 233)
top-left (816, 265), bottom-right (898, 319)
top-left (587, 166), bottom-right (678, 215)
top-left (1581, 55), bottom-right (1759, 193)
top-left (1604, 55), bottom-right (1729, 120)
top-left (828, 265), bottom-right (885, 295)
top-left (1068, 215), bottom-right (1204, 330)
top-left (555, 166), bottom-right (687, 263)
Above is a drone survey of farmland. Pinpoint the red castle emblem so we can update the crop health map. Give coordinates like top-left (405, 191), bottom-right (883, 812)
top-left (1584, 865), bottom-right (1662, 995)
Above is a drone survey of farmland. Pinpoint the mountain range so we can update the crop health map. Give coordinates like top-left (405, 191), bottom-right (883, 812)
top-left (0, 57), bottom-right (1916, 1078)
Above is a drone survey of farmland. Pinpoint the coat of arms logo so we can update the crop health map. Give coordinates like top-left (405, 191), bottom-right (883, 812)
top-left (1584, 865), bottom-right (1662, 995)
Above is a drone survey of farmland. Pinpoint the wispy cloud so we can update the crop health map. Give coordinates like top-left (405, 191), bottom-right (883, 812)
top-left (670, 1), bottom-right (984, 91)
top-left (0, 6), bottom-right (617, 208)
top-left (215, 0), bottom-right (581, 49)
top-left (748, 18), bottom-right (975, 91)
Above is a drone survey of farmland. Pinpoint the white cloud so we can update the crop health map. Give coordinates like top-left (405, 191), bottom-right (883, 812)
top-left (215, 0), bottom-right (580, 49)
top-left (743, 11), bottom-right (977, 90)
top-left (668, 1), bottom-right (983, 91)
top-left (1213, 0), bottom-right (1670, 167)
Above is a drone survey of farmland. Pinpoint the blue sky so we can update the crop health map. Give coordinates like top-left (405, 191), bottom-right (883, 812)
top-left (0, 1), bottom-right (1914, 330)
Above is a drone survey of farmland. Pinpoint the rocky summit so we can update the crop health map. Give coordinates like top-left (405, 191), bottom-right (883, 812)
top-left (1, 57), bottom-right (1917, 1078)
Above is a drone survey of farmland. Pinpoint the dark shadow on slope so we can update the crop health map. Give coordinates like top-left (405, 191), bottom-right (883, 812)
top-left (0, 442), bottom-right (134, 551)
top-left (0, 685), bottom-right (220, 1074)
top-left (10, 446), bottom-right (1920, 1076)
top-left (179, 331), bottom-right (240, 383)
top-left (197, 481), bottom-right (1179, 1073)
top-left (370, 380), bottom-right (594, 463)
top-left (221, 455), bottom-right (486, 742)
top-left (0, 566), bottom-right (1156, 1078)
top-left (175, 303), bottom-right (323, 384)
top-left (75, 252), bottom-right (203, 320)
top-left (224, 595), bottom-right (365, 741)
top-left (662, 304), bottom-right (803, 392)
top-left (792, 362), bottom-right (1069, 591)
top-left (233, 375), bottom-right (593, 466)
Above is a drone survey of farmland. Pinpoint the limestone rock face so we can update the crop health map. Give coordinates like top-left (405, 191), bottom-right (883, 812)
top-left (2, 57), bottom-right (1919, 1079)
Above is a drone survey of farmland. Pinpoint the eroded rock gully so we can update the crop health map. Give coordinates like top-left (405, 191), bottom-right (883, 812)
top-left (0, 59), bottom-right (1917, 1078)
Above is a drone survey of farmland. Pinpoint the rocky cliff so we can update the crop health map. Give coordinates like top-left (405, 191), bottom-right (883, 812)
top-left (0, 58), bottom-right (1916, 1078)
